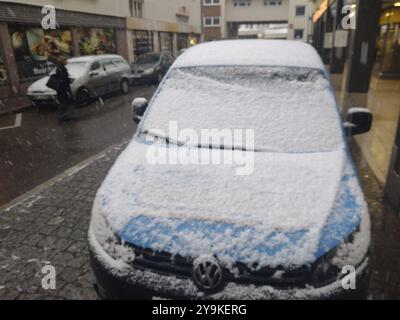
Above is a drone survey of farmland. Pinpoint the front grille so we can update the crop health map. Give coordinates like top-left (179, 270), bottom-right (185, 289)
top-left (127, 244), bottom-right (314, 288)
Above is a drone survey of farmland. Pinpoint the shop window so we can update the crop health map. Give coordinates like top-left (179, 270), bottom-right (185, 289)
top-left (0, 37), bottom-right (9, 86)
top-left (296, 5), bottom-right (306, 16)
top-left (133, 30), bottom-right (154, 59)
top-left (79, 28), bottom-right (116, 56)
top-left (159, 32), bottom-right (173, 52)
top-left (9, 26), bottom-right (72, 81)
top-left (378, 8), bottom-right (400, 77)
top-left (177, 34), bottom-right (188, 51)
top-left (294, 29), bottom-right (304, 39)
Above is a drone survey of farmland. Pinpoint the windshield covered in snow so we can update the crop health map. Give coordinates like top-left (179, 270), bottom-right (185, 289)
top-left (141, 66), bottom-right (343, 153)
top-left (66, 61), bottom-right (89, 78)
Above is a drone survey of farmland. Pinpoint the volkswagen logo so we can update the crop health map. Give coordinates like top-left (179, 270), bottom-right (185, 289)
top-left (193, 256), bottom-right (224, 292)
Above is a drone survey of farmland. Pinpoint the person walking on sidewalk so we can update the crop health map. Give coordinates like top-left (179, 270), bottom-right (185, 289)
top-left (47, 56), bottom-right (75, 122)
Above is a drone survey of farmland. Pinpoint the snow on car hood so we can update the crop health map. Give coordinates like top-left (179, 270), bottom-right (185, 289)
top-left (95, 140), bottom-right (363, 268)
top-left (29, 76), bottom-right (56, 94)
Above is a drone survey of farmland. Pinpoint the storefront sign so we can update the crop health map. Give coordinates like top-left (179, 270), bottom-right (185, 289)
top-left (9, 26), bottom-right (72, 80)
top-left (79, 28), bottom-right (116, 56)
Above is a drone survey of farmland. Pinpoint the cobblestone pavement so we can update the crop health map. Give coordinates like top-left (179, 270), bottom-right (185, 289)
top-left (0, 142), bottom-right (129, 300)
top-left (0, 138), bottom-right (399, 300)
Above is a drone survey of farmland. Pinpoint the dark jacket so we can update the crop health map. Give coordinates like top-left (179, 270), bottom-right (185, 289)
top-left (47, 62), bottom-right (73, 104)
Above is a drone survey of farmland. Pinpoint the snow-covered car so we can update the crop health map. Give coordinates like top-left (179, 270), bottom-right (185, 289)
top-left (89, 40), bottom-right (372, 300)
top-left (27, 54), bottom-right (131, 107)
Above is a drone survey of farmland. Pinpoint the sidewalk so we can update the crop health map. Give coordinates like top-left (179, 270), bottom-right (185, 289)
top-left (0, 138), bottom-right (399, 299)
top-left (0, 142), bottom-right (127, 300)
top-left (0, 96), bottom-right (31, 115)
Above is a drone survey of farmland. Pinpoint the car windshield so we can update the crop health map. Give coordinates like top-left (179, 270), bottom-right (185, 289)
top-left (136, 53), bottom-right (160, 64)
top-left (141, 66), bottom-right (343, 153)
top-left (66, 61), bottom-right (90, 78)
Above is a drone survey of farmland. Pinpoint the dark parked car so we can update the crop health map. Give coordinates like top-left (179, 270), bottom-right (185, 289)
top-left (129, 50), bottom-right (174, 84)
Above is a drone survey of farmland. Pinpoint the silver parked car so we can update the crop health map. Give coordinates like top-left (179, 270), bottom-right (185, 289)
top-left (27, 54), bottom-right (131, 107)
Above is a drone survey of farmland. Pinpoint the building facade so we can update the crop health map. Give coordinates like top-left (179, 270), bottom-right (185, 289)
top-left (311, 0), bottom-right (400, 213)
top-left (201, 0), bottom-right (314, 41)
top-left (0, 0), bottom-right (129, 112)
top-left (0, 0), bottom-right (202, 113)
top-left (126, 0), bottom-right (202, 62)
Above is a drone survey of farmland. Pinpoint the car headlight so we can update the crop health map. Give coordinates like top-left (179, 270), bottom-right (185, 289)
top-left (89, 196), bottom-right (135, 264)
top-left (311, 210), bottom-right (370, 285)
top-left (143, 67), bottom-right (155, 75)
top-left (27, 86), bottom-right (34, 94)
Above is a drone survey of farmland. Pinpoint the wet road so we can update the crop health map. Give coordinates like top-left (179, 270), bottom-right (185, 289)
top-left (0, 84), bottom-right (156, 207)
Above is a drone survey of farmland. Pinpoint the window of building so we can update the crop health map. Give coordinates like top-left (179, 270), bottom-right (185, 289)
top-left (130, 0), bottom-right (143, 18)
top-left (9, 26), bottom-right (73, 80)
top-left (79, 28), bottom-right (116, 56)
top-left (233, 0), bottom-right (251, 7)
top-left (159, 32), bottom-right (173, 52)
top-left (294, 29), bottom-right (304, 39)
top-left (264, 1), bottom-right (282, 5)
top-left (204, 17), bottom-right (221, 26)
top-left (204, 0), bottom-right (220, 5)
top-left (133, 30), bottom-right (153, 59)
top-left (0, 38), bottom-right (9, 86)
top-left (177, 33), bottom-right (188, 51)
top-left (295, 5), bottom-right (306, 16)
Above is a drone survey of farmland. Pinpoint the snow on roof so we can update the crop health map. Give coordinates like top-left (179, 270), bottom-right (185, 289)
top-left (173, 40), bottom-right (325, 70)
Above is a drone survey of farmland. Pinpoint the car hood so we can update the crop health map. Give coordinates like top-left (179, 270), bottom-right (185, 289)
top-left (28, 76), bottom-right (56, 94)
top-left (96, 141), bottom-right (365, 268)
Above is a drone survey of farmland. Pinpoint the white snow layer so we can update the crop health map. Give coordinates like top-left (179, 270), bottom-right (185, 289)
top-left (94, 62), bottom-right (349, 268)
top-left (173, 40), bottom-right (325, 71)
top-left (143, 67), bottom-right (342, 153)
top-left (97, 141), bottom-right (345, 267)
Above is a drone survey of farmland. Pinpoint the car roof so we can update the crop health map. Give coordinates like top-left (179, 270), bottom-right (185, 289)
top-left (172, 40), bottom-right (325, 70)
top-left (68, 54), bottom-right (124, 63)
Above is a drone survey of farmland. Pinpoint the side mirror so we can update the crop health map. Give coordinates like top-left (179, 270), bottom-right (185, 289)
top-left (344, 108), bottom-right (373, 136)
top-left (132, 97), bottom-right (148, 124)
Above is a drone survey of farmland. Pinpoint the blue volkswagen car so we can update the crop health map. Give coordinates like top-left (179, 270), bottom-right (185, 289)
top-left (89, 40), bottom-right (372, 300)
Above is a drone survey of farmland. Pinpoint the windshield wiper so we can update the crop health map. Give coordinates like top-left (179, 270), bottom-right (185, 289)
top-left (141, 130), bottom-right (261, 152)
